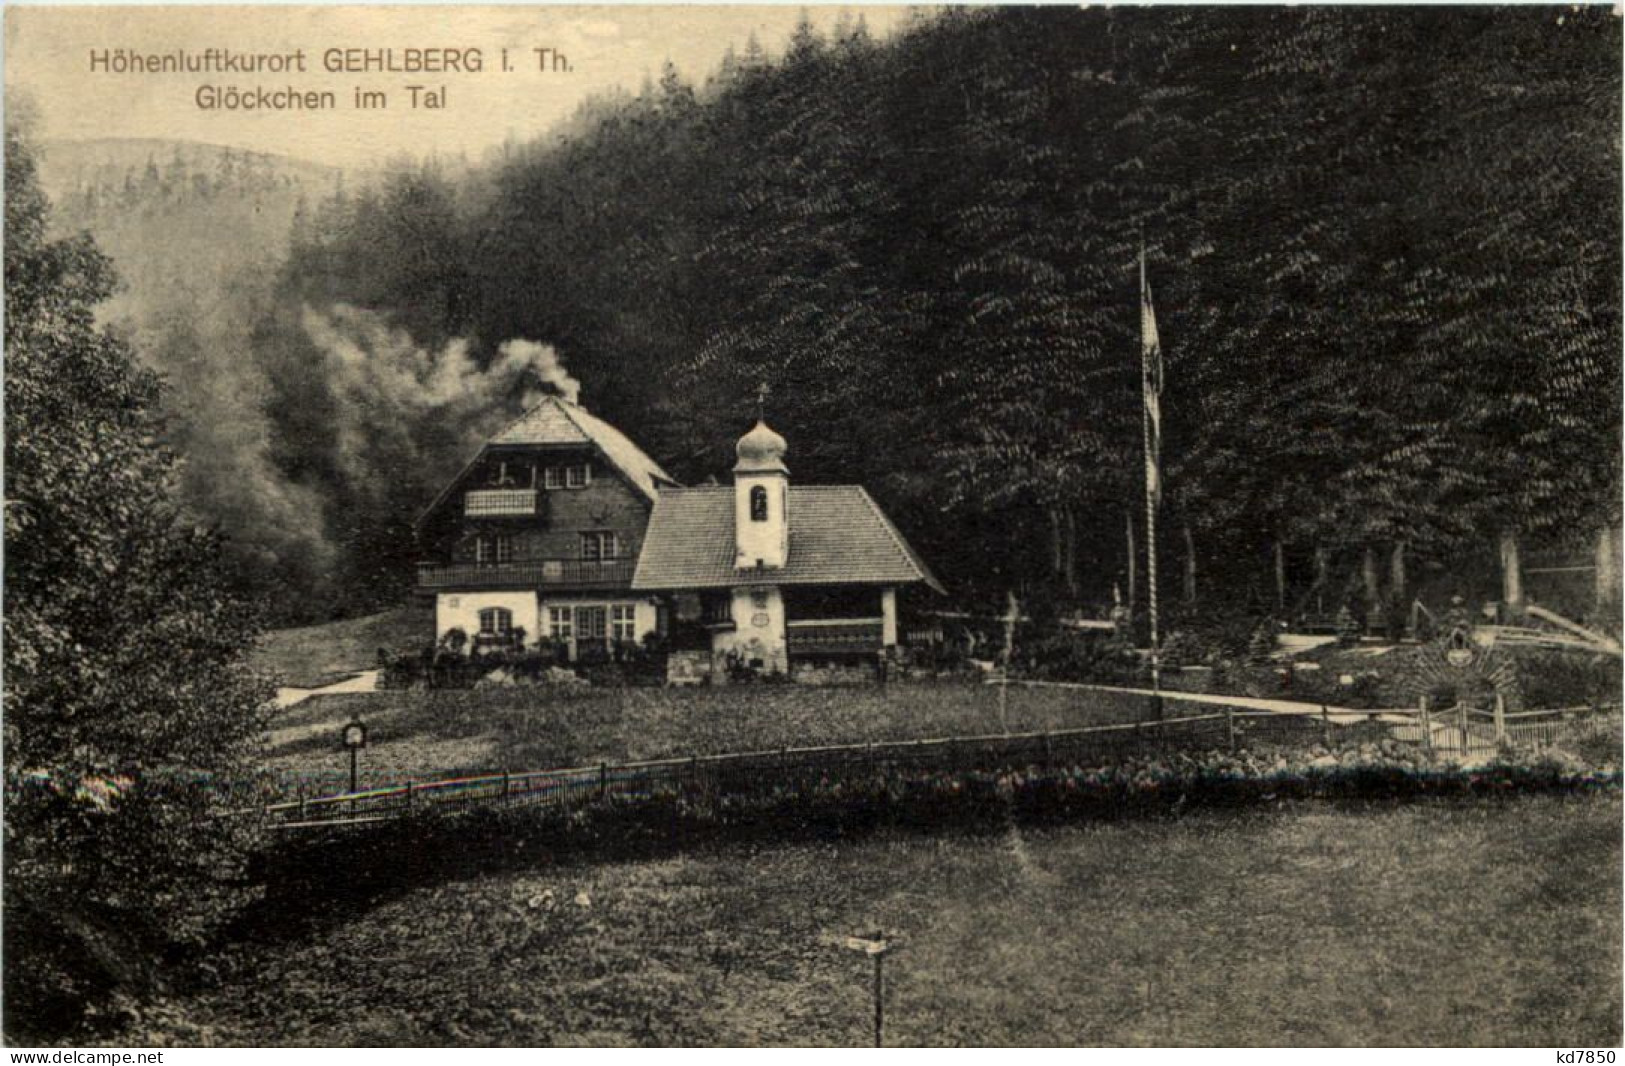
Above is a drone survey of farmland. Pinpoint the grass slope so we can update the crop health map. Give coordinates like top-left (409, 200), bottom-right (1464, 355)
top-left (147, 794), bottom-right (1621, 1046)
top-left (253, 604), bottom-right (430, 688)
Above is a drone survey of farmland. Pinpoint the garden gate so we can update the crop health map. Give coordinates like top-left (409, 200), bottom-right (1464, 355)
top-left (1398, 601), bottom-right (1523, 756)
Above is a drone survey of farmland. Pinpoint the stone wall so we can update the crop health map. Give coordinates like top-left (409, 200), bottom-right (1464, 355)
top-left (666, 649), bottom-right (714, 686)
top-left (790, 658), bottom-right (879, 685)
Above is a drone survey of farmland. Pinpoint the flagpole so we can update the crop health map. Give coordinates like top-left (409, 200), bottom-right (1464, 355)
top-left (1140, 245), bottom-right (1162, 705)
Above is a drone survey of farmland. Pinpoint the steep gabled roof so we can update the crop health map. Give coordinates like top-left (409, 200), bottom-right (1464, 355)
top-left (632, 485), bottom-right (945, 594)
top-left (489, 398), bottom-right (676, 501)
top-left (418, 396), bottom-right (676, 528)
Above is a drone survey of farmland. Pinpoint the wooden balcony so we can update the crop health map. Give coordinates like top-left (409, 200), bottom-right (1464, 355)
top-left (786, 618), bottom-right (885, 656)
top-left (416, 558), bottom-right (636, 592)
top-left (464, 488), bottom-right (541, 518)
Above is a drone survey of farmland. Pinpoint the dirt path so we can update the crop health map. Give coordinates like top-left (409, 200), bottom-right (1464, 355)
top-left (273, 668), bottom-right (382, 709)
top-left (992, 678), bottom-right (1394, 719)
top-left (992, 679), bottom-right (1517, 765)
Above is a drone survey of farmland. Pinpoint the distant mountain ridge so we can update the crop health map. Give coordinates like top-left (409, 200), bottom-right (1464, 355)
top-left (32, 136), bottom-right (339, 330)
top-left (34, 136), bottom-right (341, 202)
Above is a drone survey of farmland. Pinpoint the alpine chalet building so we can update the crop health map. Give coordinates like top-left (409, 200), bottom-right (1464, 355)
top-left (415, 395), bottom-right (678, 659)
top-left (415, 395), bottom-right (940, 681)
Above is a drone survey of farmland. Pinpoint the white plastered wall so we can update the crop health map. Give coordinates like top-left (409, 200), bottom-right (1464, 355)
top-left (436, 591), bottom-right (539, 646)
top-left (711, 584), bottom-right (787, 674)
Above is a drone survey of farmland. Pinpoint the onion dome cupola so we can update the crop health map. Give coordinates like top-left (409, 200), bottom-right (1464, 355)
top-left (733, 419), bottom-right (789, 569)
top-left (734, 419), bottom-right (789, 475)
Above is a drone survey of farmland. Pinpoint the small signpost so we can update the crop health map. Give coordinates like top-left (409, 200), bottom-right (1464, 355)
top-left (842, 931), bottom-right (897, 1047)
top-left (342, 719), bottom-right (367, 794)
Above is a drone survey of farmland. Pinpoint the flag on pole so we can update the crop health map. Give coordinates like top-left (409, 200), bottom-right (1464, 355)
top-left (1140, 248), bottom-right (1163, 509)
top-left (1139, 243), bottom-right (1164, 699)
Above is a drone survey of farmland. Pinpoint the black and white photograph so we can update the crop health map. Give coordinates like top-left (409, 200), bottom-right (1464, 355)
top-left (3, 2), bottom-right (1621, 1048)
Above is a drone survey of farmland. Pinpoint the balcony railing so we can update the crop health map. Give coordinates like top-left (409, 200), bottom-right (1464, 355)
top-left (786, 618), bottom-right (885, 656)
top-left (416, 558), bottom-right (636, 591)
top-left (464, 488), bottom-right (541, 518)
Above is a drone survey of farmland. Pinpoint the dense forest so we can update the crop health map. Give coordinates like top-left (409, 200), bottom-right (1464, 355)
top-left (60, 7), bottom-right (1625, 626)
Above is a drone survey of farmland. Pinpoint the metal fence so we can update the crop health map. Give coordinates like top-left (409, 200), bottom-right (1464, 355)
top-left (264, 692), bottom-right (1619, 832)
top-left (266, 708), bottom-right (1331, 830)
top-left (1327, 702), bottom-right (1620, 759)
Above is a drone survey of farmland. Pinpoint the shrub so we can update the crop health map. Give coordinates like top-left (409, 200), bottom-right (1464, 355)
top-left (1515, 650), bottom-right (1622, 709)
top-left (1161, 603), bottom-right (1268, 665)
top-left (903, 639), bottom-right (974, 675)
top-left (1159, 629), bottom-right (1203, 668)
top-left (1247, 621), bottom-right (1277, 665)
top-left (1019, 631), bottom-right (1142, 684)
top-left (1335, 604), bottom-right (1362, 646)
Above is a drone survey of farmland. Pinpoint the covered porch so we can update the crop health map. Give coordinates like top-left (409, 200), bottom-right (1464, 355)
top-left (781, 585), bottom-right (899, 683)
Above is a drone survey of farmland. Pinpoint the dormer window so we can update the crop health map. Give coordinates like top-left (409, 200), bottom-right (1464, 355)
top-left (750, 485), bottom-right (769, 522)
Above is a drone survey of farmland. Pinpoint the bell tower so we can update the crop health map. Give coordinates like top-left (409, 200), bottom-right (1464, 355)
top-left (734, 419), bottom-right (789, 569)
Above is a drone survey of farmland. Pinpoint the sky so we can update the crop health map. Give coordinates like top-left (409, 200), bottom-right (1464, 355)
top-left (4, 5), bottom-right (916, 168)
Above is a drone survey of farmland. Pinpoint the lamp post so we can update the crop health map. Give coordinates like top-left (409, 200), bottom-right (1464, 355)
top-left (342, 719), bottom-right (367, 794)
top-left (842, 931), bottom-right (897, 1047)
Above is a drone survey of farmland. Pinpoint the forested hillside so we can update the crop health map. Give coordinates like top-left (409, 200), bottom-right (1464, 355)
top-left (31, 139), bottom-right (349, 611)
top-left (46, 8), bottom-right (1624, 625)
top-left (37, 138), bottom-right (340, 331)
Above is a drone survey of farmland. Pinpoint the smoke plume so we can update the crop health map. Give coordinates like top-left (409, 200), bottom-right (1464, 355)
top-left (267, 306), bottom-right (581, 614)
top-left (496, 338), bottom-right (582, 406)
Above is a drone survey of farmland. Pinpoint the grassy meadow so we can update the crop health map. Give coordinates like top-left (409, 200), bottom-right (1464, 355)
top-left (252, 604), bottom-right (431, 689)
top-left (235, 612), bottom-right (1621, 1049)
top-left (141, 793), bottom-right (1619, 1046)
top-left (266, 681), bottom-right (1175, 794)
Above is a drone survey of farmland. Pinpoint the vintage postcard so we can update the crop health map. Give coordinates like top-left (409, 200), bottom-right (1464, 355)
top-left (3, 3), bottom-right (1621, 1050)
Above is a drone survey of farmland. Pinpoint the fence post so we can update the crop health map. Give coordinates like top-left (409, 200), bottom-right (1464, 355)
top-left (1420, 697), bottom-right (1433, 754)
top-left (502, 769), bottom-right (511, 801)
top-left (1321, 705), bottom-right (1331, 749)
top-left (600, 761), bottom-right (609, 801)
top-left (298, 785), bottom-right (307, 823)
top-left (1493, 694), bottom-right (1506, 745)
top-left (1226, 707), bottom-right (1237, 753)
top-left (406, 780), bottom-right (414, 812)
